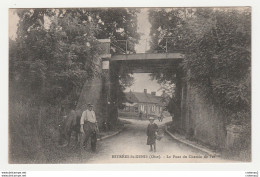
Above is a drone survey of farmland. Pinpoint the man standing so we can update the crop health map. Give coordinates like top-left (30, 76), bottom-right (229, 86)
top-left (80, 103), bottom-right (99, 152)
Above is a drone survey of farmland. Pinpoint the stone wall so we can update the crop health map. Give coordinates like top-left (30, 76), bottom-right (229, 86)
top-left (76, 57), bottom-right (107, 125)
top-left (181, 82), bottom-right (227, 149)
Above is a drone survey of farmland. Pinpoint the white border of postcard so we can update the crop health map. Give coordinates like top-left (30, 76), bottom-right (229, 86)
top-left (1, 0), bottom-right (260, 172)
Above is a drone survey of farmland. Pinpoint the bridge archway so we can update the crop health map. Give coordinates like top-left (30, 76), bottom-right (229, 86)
top-left (102, 52), bottom-right (185, 128)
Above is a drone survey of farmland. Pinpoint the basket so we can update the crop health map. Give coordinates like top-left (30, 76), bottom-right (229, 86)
top-left (156, 131), bottom-right (164, 141)
top-left (156, 134), bottom-right (163, 141)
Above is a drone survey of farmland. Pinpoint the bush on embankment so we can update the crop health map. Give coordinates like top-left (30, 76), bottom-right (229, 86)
top-left (9, 99), bottom-right (64, 163)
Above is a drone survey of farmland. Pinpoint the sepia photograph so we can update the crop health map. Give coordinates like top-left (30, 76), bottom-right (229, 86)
top-left (8, 7), bottom-right (251, 164)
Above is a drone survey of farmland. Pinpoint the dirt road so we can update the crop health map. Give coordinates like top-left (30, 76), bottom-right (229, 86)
top-left (78, 117), bottom-right (231, 163)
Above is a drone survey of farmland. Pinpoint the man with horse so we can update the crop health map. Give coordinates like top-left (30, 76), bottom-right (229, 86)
top-left (58, 103), bottom-right (99, 153)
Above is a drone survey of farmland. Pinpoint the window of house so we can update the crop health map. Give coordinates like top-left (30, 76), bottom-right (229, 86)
top-left (140, 104), bottom-right (144, 112)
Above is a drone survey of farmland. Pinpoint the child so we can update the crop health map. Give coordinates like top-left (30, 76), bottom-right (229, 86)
top-left (146, 117), bottom-right (158, 152)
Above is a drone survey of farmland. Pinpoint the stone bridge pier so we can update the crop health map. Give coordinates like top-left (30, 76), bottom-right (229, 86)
top-left (76, 39), bottom-right (113, 127)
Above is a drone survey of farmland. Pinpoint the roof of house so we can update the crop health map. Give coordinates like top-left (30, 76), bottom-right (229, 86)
top-left (125, 91), bottom-right (165, 105)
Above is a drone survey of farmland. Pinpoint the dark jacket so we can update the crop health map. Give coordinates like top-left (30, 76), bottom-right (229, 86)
top-left (146, 123), bottom-right (158, 145)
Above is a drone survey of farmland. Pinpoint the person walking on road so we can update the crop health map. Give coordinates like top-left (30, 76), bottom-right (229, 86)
top-left (139, 111), bottom-right (143, 120)
top-left (158, 110), bottom-right (166, 122)
top-left (80, 103), bottom-right (99, 152)
top-left (146, 117), bottom-right (158, 152)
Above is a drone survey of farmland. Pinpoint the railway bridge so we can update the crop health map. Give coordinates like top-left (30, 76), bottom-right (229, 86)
top-left (77, 39), bottom-right (227, 150)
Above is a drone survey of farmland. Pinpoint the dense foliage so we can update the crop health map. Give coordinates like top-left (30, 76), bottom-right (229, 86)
top-left (89, 8), bottom-right (140, 54)
top-left (9, 8), bottom-right (140, 163)
top-left (10, 9), bottom-right (99, 106)
top-left (148, 8), bottom-right (251, 124)
top-left (10, 8), bottom-right (139, 107)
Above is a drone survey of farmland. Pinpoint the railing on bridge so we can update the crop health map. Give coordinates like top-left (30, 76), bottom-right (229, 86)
top-left (109, 37), bottom-right (185, 55)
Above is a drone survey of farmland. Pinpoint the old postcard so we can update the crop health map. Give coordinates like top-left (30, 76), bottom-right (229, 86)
top-left (8, 7), bottom-right (251, 165)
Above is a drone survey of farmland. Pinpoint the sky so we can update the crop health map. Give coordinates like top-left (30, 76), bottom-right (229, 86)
top-left (124, 73), bottom-right (162, 95)
top-left (8, 8), bottom-right (162, 95)
top-left (9, 10), bottom-right (19, 40)
top-left (127, 8), bottom-right (162, 95)
top-left (134, 8), bottom-right (151, 53)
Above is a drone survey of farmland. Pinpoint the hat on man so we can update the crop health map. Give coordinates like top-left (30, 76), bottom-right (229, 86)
top-left (148, 117), bottom-right (155, 120)
top-left (87, 103), bottom-right (94, 107)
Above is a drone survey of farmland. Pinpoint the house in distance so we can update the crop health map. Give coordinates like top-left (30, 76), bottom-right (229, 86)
top-left (120, 89), bottom-right (170, 119)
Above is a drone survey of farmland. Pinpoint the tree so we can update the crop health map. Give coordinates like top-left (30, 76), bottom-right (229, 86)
top-left (93, 8), bottom-right (140, 54)
top-left (9, 8), bottom-right (141, 162)
top-left (10, 9), bottom-right (102, 108)
top-left (184, 8), bottom-right (251, 123)
top-left (86, 8), bottom-right (140, 111)
top-left (148, 7), bottom-right (251, 124)
top-left (10, 8), bottom-right (140, 107)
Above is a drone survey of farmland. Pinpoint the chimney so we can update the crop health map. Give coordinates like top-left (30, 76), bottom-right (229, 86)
top-left (144, 89), bottom-right (147, 94)
top-left (151, 92), bottom-right (156, 96)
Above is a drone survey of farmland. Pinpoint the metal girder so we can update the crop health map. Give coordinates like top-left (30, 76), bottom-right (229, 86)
top-left (111, 53), bottom-right (185, 61)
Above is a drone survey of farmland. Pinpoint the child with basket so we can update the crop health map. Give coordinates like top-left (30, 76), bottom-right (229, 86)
top-left (146, 117), bottom-right (159, 152)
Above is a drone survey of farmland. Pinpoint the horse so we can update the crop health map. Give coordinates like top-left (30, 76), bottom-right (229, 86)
top-left (58, 110), bottom-right (82, 147)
